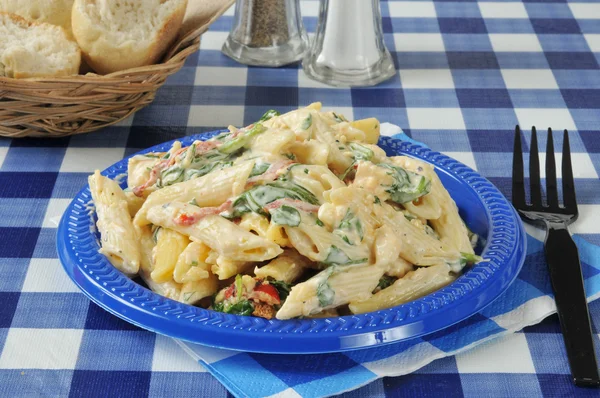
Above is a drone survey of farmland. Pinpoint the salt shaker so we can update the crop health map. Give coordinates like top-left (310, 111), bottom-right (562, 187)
top-left (222, 0), bottom-right (309, 67)
top-left (302, 0), bottom-right (396, 87)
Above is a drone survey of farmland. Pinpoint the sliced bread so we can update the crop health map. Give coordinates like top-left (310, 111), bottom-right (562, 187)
top-left (72, 0), bottom-right (188, 75)
top-left (0, 12), bottom-right (81, 79)
top-left (0, 0), bottom-right (75, 36)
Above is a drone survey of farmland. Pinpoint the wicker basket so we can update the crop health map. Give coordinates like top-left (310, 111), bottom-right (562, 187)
top-left (0, 0), bottom-right (234, 138)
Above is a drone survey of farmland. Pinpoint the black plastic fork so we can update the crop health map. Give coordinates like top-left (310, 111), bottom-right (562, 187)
top-left (513, 126), bottom-right (600, 387)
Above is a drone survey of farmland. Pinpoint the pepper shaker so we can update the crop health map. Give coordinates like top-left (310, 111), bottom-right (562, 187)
top-left (302, 0), bottom-right (396, 87)
top-left (222, 0), bottom-right (309, 67)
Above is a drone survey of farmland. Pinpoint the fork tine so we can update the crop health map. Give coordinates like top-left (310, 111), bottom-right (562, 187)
top-left (512, 125), bottom-right (526, 207)
top-left (545, 128), bottom-right (559, 207)
top-left (529, 126), bottom-right (542, 206)
top-left (562, 129), bottom-right (577, 210)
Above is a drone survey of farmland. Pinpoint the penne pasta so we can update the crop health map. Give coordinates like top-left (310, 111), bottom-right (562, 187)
top-left (392, 156), bottom-right (473, 254)
top-left (146, 203), bottom-right (283, 262)
top-left (179, 274), bottom-right (219, 305)
top-left (254, 249), bottom-right (309, 283)
top-left (173, 241), bottom-right (211, 283)
top-left (276, 263), bottom-right (384, 319)
top-left (89, 170), bottom-right (141, 275)
top-left (90, 104), bottom-right (483, 319)
top-left (288, 165), bottom-right (345, 202)
top-left (124, 191), bottom-right (145, 217)
top-left (151, 228), bottom-right (190, 283)
top-left (284, 212), bottom-right (370, 265)
top-left (349, 264), bottom-right (455, 314)
top-left (238, 212), bottom-right (270, 238)
top-left (127, 154), bottom-right (159, 189)
top-left (287, 140), bottom-right (330, 166)
top-left (139, 270), bottom-right (182, 301)
top-left (349, 117), bottom-right (380, 144)
top-left (251, 128), bottom-right (296, 155)
top-left (134, 161), bottom-right (254, 227)
top-left (265, 222), bottom-right (291, 247)
top-left (209, 252), bottom-right (251, 280)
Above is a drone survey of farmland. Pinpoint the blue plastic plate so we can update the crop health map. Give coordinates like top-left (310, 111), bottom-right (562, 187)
top-left (57, 132), bottom-right (527, 354)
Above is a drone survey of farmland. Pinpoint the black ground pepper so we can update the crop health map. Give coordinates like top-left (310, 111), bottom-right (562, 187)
top-left (237, 0), bottom-right (290, 48)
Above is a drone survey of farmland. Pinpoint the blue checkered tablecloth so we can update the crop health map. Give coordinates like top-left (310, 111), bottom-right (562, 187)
top-left (2, 0), bottom-right (600, 396)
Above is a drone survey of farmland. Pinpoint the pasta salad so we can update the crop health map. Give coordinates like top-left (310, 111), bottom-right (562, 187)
top-left (89, 103), bottom-right (482, 320)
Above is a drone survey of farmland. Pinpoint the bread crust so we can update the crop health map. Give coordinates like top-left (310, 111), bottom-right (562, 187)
top-left (71, 0), bottom-right (187, 75)
top-left (0, 12), bottom-right (81, 79)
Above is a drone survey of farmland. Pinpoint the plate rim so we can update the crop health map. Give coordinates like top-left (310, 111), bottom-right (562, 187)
top-left (57, 131), bottom-right (527, 354)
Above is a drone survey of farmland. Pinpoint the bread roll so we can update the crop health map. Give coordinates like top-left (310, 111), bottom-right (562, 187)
top-left (0, 12), bottom-right (81, 78)
top-left (0, 0), bottom-right (75, 36)
top-left (72, 0), bottom-right (188, 74)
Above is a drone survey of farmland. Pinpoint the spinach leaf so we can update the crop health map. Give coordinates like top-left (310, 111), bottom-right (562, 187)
top-left (235, 274), bottom-right (243, 299)
top-left (269, 181), bottom-right (319, 205)
top-left (378, 163), bottom-right (431, 204)
top-left (448, 252), bottom-right (484, 273)
top-left (316, 219), bottom-right (324, 227)
top-left (157, 146), bottom-right (235, 187)
top-left (268, 279), bottom-right (292, 301)
top-left (315, 266), bottom-right (337, 307)
top-left (338, 209), bottom-right (354, 230)
top-left (227, 300), bottom-right (254, 316)
top-left (338, 209), bottom-right (364, 241)
top-left (300, 114), bottom-right (312, 130)
top-left (376, 275), bottom-right (397, 291)
top-left (317, 280), bottom-right (335, 307)
top-left (374, 196), bottom-right (381, 204)
top-left (212, 131), bottom-right (232, 141)
top-left (159, 166), bottom-right (184, 187)
top-left (249, 162), bottom-right (270, 178)
top-left (219, 123), bottom-right (267, 154)
top-left (184, 163), bottom-right (217, 181)
top-left (322, 246), bottom-right (368, 267)
top-left (212, 299), bottom-right (255, 316)
top-left (323, 246), bottom-right (350, 265)
top-left (200, 150), bottom-right (228, 161)
top-left (349, 142), bottom-right (374, 161)
top-left (460, 252), bottom-right (483, 266)
top-left (225, 181), bottom-right (318, 219)
top-left (269, 205), bottom-right (301, 227)
top-left (259, 109), bottom-right (280, 122)
top-left (224, 194), bottom-right (254, 219)
top-left (337, 143), bottom-right (373, 181)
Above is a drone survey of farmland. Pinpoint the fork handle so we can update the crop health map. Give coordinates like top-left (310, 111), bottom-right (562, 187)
top-left (545, 225), bottom-right (600, 387)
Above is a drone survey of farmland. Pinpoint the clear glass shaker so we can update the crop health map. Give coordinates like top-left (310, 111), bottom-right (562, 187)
top-left (222, 0), bottom-right (309, 67)
top-left (302, 0), bottom-right (396, 87)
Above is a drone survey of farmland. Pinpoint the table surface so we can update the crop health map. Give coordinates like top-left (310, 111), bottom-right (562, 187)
top-left (2, 0), bottom-right (600, 397)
